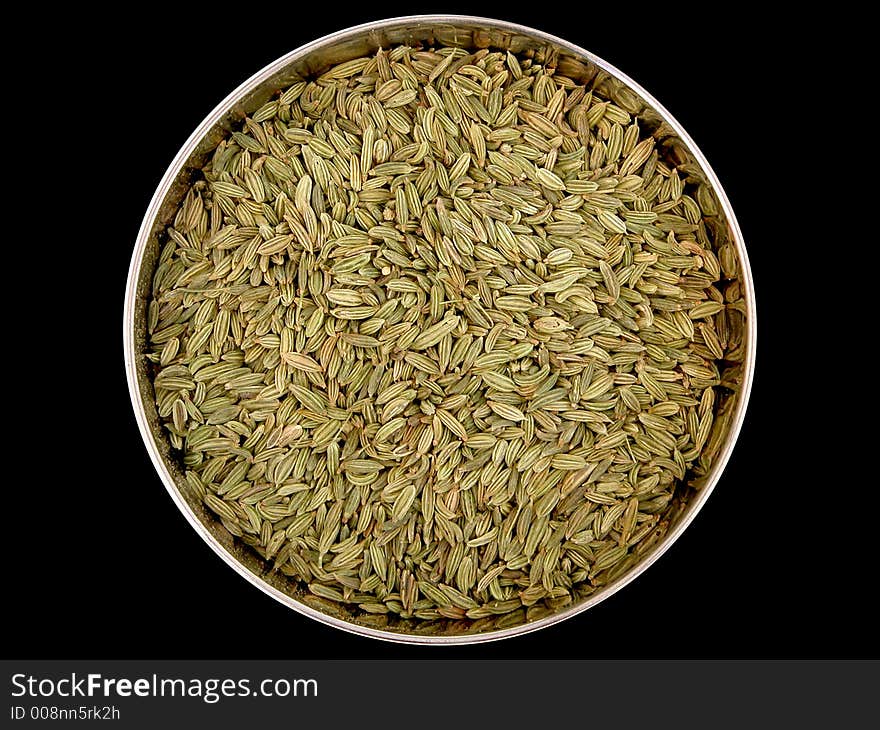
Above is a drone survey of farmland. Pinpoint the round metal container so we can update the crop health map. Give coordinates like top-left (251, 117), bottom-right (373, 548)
top-left (124, 15), bottom-right (756, 644)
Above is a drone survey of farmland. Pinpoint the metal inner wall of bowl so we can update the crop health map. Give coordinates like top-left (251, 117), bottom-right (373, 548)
top-left (127, 16), bottom-right (753, 643)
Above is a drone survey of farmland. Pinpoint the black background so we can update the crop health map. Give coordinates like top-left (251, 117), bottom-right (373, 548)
top-left (8, 5), bottom-right (870, 659)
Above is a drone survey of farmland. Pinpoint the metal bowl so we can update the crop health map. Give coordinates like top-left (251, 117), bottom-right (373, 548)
top-left (124, 15), bottom-right (756, 644)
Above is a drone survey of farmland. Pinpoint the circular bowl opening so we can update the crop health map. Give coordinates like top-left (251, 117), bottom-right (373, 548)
top-left (124, 15), bottom-right (755, 644)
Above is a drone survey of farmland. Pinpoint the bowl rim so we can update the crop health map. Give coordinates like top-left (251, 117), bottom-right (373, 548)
top-left (123, 14), bottom-right (757, 645)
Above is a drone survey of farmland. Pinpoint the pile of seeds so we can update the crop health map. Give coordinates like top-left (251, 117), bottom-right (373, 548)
top-left (147, 44), bottom-right (743, 625)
